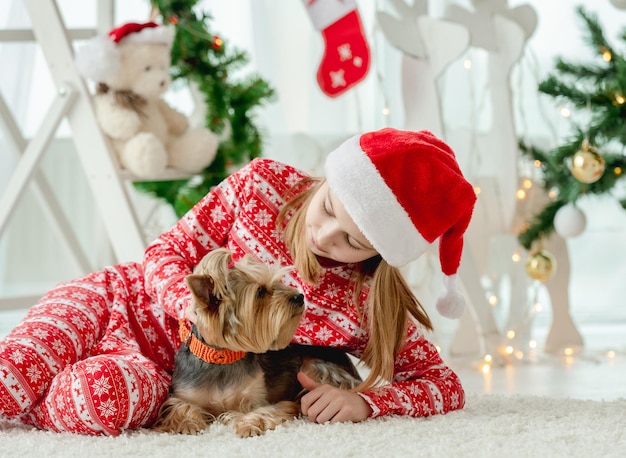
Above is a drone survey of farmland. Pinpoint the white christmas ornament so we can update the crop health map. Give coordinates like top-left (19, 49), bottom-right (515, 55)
top-left (554, 204), bottom-right (587, 238)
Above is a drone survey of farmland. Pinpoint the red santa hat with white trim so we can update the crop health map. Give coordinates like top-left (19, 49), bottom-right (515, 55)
top-left (75, 22), bottom-right (174, 82)
top-left (324, 128), bottom-right (476, 319)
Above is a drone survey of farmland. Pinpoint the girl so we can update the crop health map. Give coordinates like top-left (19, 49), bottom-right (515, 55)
top-left (0, 128), bottom-right (476, 435)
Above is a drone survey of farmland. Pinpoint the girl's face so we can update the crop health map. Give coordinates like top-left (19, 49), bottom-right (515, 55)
top-left (305, 182), bottom-right (378, 264)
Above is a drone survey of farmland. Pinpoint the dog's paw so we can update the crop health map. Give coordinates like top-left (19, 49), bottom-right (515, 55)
top-left (153, 396), bottom-right (214, 435)
top-left (233, 419), bottom-right (266, 438)
top-left (220, 412), bottom-right (263, 437)
top-left (153, 416), bottom-right (209, 435)
top-left (174, 419), bottom-right (208, 435)
top-left (232, 413), bottom-right (285, 437)
top-left (222, 402), bottom-right (300, 437)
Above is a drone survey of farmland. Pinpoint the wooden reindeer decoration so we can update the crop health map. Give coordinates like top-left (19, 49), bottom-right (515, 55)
top-left (378, 0), bottom-right (583, 358)
top-left (377, 0), bottom-right (469, 137)
top-left (446, 0), bottom-right (583, 357)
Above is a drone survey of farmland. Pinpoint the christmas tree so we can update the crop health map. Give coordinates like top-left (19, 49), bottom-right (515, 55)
top-left (135, 0), bottom-right (275, 217)
top-left (518, 6), bottom-right (626, 251)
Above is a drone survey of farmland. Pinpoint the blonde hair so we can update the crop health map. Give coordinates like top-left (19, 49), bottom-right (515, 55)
top-left (278, 178), bottom-right (433, 392)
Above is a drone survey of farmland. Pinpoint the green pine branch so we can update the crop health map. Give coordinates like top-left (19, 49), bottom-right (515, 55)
top-left (134, 0), bottom-right (276, 217)
top-left (576, 6), bottom-right (616, 57)
top-left (517, 6), bottom-right (626, 249)
top-left (518, 200), bottom-right (564, 251)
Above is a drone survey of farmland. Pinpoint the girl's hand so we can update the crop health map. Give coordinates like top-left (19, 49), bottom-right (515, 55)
top-left (297, 371), bottom-right (372, 424)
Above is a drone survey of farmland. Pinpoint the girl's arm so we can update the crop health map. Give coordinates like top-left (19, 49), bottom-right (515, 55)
top-left (142, 161), bottom-right (251, 319)
top-left (358, 324), bottom-right (465, 417)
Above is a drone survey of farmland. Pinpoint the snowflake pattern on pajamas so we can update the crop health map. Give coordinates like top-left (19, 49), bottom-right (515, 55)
top-left (0, 158), bottom-right (463, 435)
top-left (0, 264), bottom-right (175, 435)
top-left (143, 158), bottom-right (465, 419)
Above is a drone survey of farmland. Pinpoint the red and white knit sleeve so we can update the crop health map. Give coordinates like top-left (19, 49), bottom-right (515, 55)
top-left (142, 160), bottom-right (255, 319)
top-left (358, 323), bottom-right (465, 418)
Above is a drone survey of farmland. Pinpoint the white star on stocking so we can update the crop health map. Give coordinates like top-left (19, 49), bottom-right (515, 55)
top-left (330, 69), bottom-right (346, 88)
top-left (337, 43), bottom-right (353, 61)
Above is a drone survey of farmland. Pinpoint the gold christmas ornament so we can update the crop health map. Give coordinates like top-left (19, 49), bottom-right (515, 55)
top-left (570, 140), bottom-right (606, 184)
top-left (525, 250), bottom-right (557, 282)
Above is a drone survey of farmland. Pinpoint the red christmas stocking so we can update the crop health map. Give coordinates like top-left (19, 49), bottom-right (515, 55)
top-left (303, 0), bottom-right (371, 97)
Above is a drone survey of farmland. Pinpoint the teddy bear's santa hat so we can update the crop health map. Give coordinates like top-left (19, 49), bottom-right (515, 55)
top-left (75, 22), bottom-right (174, 82)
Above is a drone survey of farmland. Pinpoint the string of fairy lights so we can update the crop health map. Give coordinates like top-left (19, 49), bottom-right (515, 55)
top-left (370, 6), bottom-right (626, 369)
top-left (370, 23), bottom-right (556, 365)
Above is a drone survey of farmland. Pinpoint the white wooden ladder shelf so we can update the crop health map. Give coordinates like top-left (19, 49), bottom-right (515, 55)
top-left (0, 0), bottom-right (148, 295)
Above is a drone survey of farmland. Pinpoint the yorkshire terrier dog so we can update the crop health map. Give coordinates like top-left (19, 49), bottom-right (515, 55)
top-left (153, 248), bottom-right (361, 437)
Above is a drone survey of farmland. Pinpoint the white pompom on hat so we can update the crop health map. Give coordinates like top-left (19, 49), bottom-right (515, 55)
top-left (324, 128), bottom-right (477, 319)
top-left (75, 21), bottom-right (174, 82)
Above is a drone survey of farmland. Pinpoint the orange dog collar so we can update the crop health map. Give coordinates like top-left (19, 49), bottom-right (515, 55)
top-left (178, 318), bottom-right (247, 365)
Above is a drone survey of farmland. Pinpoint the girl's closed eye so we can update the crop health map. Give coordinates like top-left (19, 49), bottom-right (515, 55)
top-left (345, 236), bottom-right (360, 250)
top-left (322, 200), bottom-right (331, 216)
top-left (323, 199), bottom-right (359, 250)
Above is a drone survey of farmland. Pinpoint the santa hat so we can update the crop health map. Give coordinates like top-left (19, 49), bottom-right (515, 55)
top-left (324, 128), bottom-right (476, 319)
top-left (75, 22), bottom-right (174, 82)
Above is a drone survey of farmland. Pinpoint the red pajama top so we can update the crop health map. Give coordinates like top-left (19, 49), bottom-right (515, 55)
top-left (143, 158), bottom-right (464, 418)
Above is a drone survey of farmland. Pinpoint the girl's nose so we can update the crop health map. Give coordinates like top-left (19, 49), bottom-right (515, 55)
top-left (317, 223), bottom-right (338, 246)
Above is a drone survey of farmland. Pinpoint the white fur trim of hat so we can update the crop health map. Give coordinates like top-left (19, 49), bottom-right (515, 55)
top-left (75, 21), bottom-right (174, 82)
top-left (324, 128), bottom-right (477, 319)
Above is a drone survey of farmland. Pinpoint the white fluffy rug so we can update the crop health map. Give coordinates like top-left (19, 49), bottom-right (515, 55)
top-left (1, 393), bottom-right (625, 457)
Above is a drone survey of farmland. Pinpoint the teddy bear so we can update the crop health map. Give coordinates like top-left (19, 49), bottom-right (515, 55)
top-left (75, 22), bottom-right (218, 179)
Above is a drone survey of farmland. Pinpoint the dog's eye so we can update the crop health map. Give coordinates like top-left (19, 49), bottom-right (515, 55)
top-left (208, 294), bottom-right (221, 311)
top-left (256, 286), bottom-right (267, 299)
top-left (145, 65), bottom-right (152, 71)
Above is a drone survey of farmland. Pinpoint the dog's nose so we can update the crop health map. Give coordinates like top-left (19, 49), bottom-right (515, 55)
top-left (290, 293), bottom-right (304, 305)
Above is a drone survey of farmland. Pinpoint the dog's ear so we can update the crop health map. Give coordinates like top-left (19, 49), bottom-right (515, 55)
top-left (186, 275), bottom-right (221, 313)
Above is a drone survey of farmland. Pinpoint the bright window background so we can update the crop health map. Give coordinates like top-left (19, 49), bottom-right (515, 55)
top-left (1, 0), bottom-right (625, 352)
